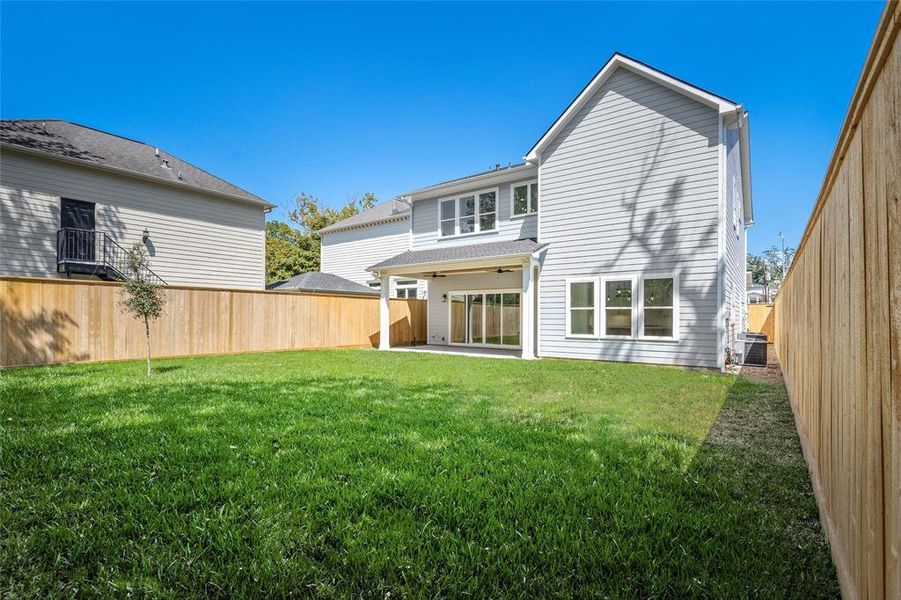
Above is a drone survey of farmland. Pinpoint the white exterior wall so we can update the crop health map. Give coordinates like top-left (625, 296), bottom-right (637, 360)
top-left (319, 218), bottom-right (426, 298)
top-left (425, 270), bottom-right (522, 345)
top-left (723, 120), bottom-right (748, 353)
top-left (537, 67), bottom-right (722, 368)
top-left (0, 150), bottom-right (266, 289)
top-left (410, 177), bottom-right (538, 250)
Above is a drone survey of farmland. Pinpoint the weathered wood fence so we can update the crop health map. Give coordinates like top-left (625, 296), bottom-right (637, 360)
top-left (746, 303), bottom-right (776, 343)
top-left (774, 2), bottom-right (899, 598)
top-left (0, 276), bottom-right (427, 367)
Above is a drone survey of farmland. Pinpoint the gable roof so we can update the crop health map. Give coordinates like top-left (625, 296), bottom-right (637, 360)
top-left (524, 53), bottom-right (741, 162)
top-left (318, 198), bottom-right (411, 235)
top-left (0, 119), bottom-right (274, 208)
top-left (401, 162), bottom-right (537, 202)
top-left (267, 271), bottom-right (378, 296)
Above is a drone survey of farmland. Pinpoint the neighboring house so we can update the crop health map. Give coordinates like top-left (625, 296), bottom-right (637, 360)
top-left (0, 120), bottom-right (273, 289)
top-left (267, 271), bottom-right (378, 296)
top-left (363, 53), bottom-right (753, 369)
top-left (747, 283), bottom-right (775, 304)
top-left (318, 198), bottom-right (427, 298)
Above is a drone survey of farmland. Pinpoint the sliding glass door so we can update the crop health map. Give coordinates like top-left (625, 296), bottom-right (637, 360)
top-left (449, 290), bottom-right (520, 348)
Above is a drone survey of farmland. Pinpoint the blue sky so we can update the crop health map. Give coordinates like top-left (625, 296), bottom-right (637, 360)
top-left (1, 1), bottom-right (884, 254)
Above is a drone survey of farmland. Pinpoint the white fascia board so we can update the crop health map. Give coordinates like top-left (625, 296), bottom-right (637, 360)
top-left (368, 253), bottom-right (535, 277)
top-left (738, 111), bottom-right (754, 225)
top-left (403, 164), bottom-right (537, 201)
top-left (525, 53), bottom-right (740, 163)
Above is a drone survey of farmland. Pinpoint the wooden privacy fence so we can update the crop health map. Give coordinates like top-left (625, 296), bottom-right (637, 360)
top-left (0, 276), bottom-right (427, 367)
top-left (774, 2), bottom-right (899, 598)
top-left (747, 303), bottom-right (776, 343)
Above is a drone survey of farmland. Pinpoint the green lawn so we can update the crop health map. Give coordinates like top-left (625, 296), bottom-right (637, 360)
top-left (1, 350), bottom-right (837, 598)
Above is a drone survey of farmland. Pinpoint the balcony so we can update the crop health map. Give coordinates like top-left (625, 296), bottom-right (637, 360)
top-left (56, 228), bottom-right (166, 285)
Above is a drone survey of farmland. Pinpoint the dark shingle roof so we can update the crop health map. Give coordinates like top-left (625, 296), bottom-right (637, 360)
top-left (369, 239), bottom-right (546, 272)
top-left (0, 119), bottom-right (272, 207)
top-left (318, 198), bottom-right (410, 235)
top-left (267, 271), bottom-right (378, 296)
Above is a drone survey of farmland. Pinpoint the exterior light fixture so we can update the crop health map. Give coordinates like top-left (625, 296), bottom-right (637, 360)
top-left (142, 228), bottom-right (150, 242)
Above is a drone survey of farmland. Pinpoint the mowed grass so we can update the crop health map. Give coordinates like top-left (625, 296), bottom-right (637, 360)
top-left (1, 350), bottom-right (837, 598)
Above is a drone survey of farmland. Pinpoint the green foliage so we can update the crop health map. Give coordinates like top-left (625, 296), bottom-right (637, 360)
top-left (0, 350), bottom-right (838, 597)
top-left (120, 245), bottom-right (165, 321)
top-left (265, 221), bottom-right (319, 284)
top-left (119, 244), bottom-right (166, 375)
top-left (266, 193), bottom-right (378, 284)
top-left (747, 244), bottom-right (796, 286)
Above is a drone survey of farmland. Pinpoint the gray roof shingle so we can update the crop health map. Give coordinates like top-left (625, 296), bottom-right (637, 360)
top-left (318, 198), bottom-right (410, 235)
top-left (267, 271), bottom-right (378, 295)
top-left (368, 239), bottom-right (545, 272)
top-left (0, 119), bottom-right (272, 207)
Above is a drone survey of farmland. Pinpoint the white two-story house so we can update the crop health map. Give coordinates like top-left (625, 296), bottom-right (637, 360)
top-left (331, 53), bottom-right (753, 368)
top-left (318, 198), bottom-right (427, 298)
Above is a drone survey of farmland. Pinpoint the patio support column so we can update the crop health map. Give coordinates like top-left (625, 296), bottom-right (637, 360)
top-left (521, 258), bottom-right (536, 360)
top-left (379, 273), bottom-right (391, 350)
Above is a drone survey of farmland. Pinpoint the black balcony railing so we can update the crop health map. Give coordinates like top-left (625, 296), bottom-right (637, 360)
top-left (57, 228), bottom-right (166, 286)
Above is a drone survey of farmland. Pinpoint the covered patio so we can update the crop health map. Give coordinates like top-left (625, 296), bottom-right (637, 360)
top-left (369, 239), bottom-right (546, 360)
top-left (388, 345), bottom-right (521, 359)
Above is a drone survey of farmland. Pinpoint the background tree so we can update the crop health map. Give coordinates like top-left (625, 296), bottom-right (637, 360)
top-left (119, 244), bottom-right (166, 376)
top-left (762, 244), bottom-right (796, 286)
top-left (746, 253), bottom-right (768, 285)
top-left (266, 193), bottom-right (378, 284)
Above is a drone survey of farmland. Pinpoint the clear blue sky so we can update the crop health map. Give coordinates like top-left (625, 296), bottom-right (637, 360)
top-left (1, 1), bottom-right (884, 254)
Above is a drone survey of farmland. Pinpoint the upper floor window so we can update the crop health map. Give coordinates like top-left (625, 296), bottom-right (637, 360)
top-left (439, 188), bottom-right (497, 237)
top-left (511, 181), bottom-right (538, 217)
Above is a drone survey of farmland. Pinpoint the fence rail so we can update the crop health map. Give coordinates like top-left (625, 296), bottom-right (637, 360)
top-left (0, 276), bottom-right (426, 367)
top-left (774, 2), bottom-right (899, 598)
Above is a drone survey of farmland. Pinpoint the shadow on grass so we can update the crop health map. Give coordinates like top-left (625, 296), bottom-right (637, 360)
top-left (1, 369), bottom-right (838, 598)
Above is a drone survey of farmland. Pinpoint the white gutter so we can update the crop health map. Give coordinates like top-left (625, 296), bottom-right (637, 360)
top-left (737, 108), bottom-right (754, 226)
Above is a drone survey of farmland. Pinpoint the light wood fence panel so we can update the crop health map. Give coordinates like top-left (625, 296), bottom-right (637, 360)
top-left (747, 303), bottom-right (776, 343)
top-left (774, 3), bottom-right (899, 597)
top-left (0, 276), bottom-right (427, 367)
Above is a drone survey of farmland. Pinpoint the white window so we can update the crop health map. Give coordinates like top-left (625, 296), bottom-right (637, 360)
top-left (640, 276), bottom-right (678, 339)
top-left (395, 280), bottom-right (418, 299)
top-left (567, 274), bottom-right (679, 341)
top-left (438, 188), bottom-right (498, 237)
top-left (511, 180), bottom-right (538, 217)
top-left (565, 278), bottom-right (597, 337)
top-left (368, 281), bottom-right (381, 290)
top-left (601, 276), bottom-right (636, 337)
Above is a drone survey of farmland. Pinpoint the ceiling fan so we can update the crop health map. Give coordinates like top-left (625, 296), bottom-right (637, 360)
top-left (496, 268), bottom-right (514, 274)
top-left (431, 272), bottom-right (446, 278)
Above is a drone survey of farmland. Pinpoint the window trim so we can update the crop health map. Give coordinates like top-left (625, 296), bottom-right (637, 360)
top-left (564, 273), bottom-right (680, 342)
top-left (510, 180), bottom-right (538, 218)
top-left (395, 279), bottom-right (419, 299)
top-left (638, 272), bottom-right (680, 341)
top-left (565, 277), bottom-right (599, 338)
top-left (437, 187), bottom-right (500, 238)
top-left (600, 274), bottom-right (638, 339)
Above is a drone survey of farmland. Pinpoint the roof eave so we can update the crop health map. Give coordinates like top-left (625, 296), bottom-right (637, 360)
top-left (0, 142), bottom-right (276, 209)
top-left (318, 214), bottom-right (409, 236)
top-left (368, 245), bottom-right (546, 276)
top-left (525, 53), bottom-right (740, 163)
top-left (738, 111), bottom-right (754, 225)
top-left (402, 164), bottom-right (537, 201)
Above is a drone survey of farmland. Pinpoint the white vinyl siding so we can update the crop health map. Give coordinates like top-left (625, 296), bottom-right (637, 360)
top-left (723, 120), bottom-right (748, 355)
top-left (0, 150), bottom-right (265, 289)
top-left (537, 66), bottom-right (721, 367)
top-left (320, 219), bottom-right (427, 299)
top-left (411, 176), bottom-right (538, 250)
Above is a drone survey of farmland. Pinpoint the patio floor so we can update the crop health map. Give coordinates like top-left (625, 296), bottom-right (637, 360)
top-left (389, 345), bottom-right (521, 359)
